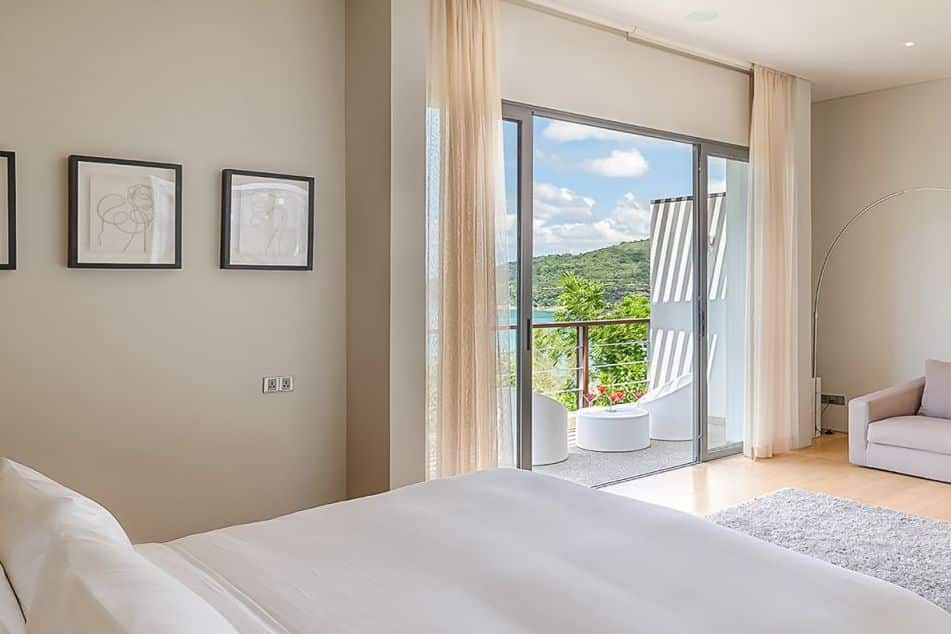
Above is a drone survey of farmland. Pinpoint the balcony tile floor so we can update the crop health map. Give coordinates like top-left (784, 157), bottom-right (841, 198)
top-left (534, 419), bottom-right (729, 487)
top-left (534, 438), bottom-right (693, 487)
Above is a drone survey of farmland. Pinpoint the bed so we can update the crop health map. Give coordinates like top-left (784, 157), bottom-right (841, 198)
top-left (0, 562), bottom-right (24, 634)
top-left (2, 460), bottom-right (950, 633)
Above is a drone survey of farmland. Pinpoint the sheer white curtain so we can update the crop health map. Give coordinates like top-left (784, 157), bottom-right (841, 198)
top-left (426, 0), bottom-right (513, 479)
top-left (745, 65), bottom-right (800, 459)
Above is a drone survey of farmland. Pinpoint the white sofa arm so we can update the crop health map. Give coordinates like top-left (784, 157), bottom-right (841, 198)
top-left (848, 377), bottom-right (925, 466)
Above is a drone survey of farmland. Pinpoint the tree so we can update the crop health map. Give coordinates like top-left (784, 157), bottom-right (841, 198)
top-left (589, 293), bottom-right (650, 403)
top-left (534, 272), bottom-right (650, 411)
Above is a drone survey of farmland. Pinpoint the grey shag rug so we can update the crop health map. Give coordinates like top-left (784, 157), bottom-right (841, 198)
top-left (708, 488), bottom-right (951, 612)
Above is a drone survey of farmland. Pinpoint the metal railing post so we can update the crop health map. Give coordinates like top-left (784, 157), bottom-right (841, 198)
top-left (580, 325), bottom-right (590, 408)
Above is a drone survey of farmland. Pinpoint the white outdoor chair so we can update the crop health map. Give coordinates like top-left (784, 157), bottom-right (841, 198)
top-left (637, 373), bottom-right (694, 441)
top-left (505, 390), bottom-right (569, 466)
top-left (531, 393), bottom-right (569, 466)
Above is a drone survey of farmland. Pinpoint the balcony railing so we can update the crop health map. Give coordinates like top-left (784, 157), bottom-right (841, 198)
top-left (525, 317), bottom-right (651, 411)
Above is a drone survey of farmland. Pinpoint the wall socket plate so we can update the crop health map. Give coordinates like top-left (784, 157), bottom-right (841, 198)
top-left (821, 393), bottom-right (846, 406)
top-left (262, 376), bottom-right (294, 394)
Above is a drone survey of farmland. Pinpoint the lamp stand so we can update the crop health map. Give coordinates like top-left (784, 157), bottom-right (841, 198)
top-left (812, 186), bottom-right (951, 437)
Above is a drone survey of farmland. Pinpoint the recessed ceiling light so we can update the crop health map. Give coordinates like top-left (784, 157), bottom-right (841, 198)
top-left (904, 41), bottom-right (917, 47)
top-left (686, 10), bottom-right (719, 23)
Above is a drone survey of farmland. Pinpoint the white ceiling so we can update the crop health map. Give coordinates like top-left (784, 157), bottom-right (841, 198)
top-left (537, 0), bottom-right (951, 101)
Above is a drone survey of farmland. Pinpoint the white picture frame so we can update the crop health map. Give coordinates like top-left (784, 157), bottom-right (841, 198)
top-left (68, 155), bottom-right (182, 268)
top-left (220, 169), bottom-right (315, 270)
top-left (0, 151), bottom-right (15, 270)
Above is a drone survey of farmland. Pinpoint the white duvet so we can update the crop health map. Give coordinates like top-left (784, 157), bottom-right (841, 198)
top-left (137, 469), bottom-right (950, 633)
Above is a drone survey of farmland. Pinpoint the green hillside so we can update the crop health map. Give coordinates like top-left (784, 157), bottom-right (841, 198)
top-left (510, 239), bottom-right (651, 307)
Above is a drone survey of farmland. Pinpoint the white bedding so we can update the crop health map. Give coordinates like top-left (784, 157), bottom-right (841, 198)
top-left (138, 469), bottom-right (951, 633)
top-left (0, 564), bottom-right (24, 634)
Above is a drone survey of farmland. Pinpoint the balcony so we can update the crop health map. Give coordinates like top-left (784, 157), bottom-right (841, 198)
top-left (520, 316), bottom-right (700, 487)
top-left (530, 316), bottom-right (650, 412)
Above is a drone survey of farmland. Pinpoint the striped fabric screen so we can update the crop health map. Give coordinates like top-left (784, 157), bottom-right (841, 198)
top-left (648, 193), bottom-right (726, 390)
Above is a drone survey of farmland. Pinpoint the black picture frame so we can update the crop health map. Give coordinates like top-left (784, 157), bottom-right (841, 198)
top-left (0, 151), bottom-right (15, 270)
top-left (220, 169), bottom-right (315, 271)
top-left (68, 155), bottom-right (183, 269)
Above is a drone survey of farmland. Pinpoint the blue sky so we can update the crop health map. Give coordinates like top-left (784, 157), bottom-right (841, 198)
top-left (504, 116), bottom-right (726, 256)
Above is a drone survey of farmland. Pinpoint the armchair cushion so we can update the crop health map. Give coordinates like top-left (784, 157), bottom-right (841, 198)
top-left (867, 416), bottom-right (951, 456)
top-left (919, 359), bottom-right (951, 420)
top-left (848, 377), bottom-right (925, 466)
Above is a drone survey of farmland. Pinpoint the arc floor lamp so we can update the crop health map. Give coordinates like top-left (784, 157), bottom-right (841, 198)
top-left (812, 186), bottom-right (951, 435)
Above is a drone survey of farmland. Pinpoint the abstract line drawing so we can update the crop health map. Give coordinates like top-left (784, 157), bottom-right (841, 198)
top-left (221, 169), bottom-right (314, 270)
top-left (95, 183), bottom-right (155, 254)
top-left (69, 155), bottom-right (182, 269)
top-left (87, 173), bottom-right (174, 258)
top-left (233, 182), bottom-right (307, 259)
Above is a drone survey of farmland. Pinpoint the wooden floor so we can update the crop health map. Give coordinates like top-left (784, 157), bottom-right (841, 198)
top-left (604, 433), bottom-right (951, 522)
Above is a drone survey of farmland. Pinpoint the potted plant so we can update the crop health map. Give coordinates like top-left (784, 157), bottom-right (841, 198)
top-left (583, 385), bottom-right (627, 411)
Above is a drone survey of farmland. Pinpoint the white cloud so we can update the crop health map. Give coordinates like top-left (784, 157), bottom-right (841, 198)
top-left (533, 182), bottom-right (595, 222)
top-left (541, 120), bottom-right (633, 143)
top-left (596, 192), bottom-right (652, 241)
top-left (582, 149), bottom-right (649, 178)
top-left (532, 190), bottom-right (652, 256)
top-left (709, 179), bottom-right (726, 194)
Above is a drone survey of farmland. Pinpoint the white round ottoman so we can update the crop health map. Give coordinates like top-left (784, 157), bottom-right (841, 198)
top-left (575, 406), bottom-right (651, 452)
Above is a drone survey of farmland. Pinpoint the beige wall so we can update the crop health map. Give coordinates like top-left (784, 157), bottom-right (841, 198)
top-left (813, 78), bottom-right (951, 432)
top-left (388, 0), bottom-right (428, 489)
top-left (793, 78), bottom-right (815, 448)
top-left (0, 0), bottom-right (347, 543)
top-left (499, 2), bottom-right (751, 146)
top-left (346, 0), bottom-right (392, 498)
top-left (345, 0), bottom-right (428, 496)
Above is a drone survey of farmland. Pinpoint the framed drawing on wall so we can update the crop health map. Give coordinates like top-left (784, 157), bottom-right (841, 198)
top-left (0, 151), bottom-right (15, 270)
top-left (68, 155), bottom-right (182, 269)
top-left (220, 169), bottom-right (315, 270)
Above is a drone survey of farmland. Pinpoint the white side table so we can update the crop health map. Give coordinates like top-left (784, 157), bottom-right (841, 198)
top-left (575, 406), bottom-right (651, 452)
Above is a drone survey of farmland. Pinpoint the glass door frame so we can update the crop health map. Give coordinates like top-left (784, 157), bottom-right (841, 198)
top-left (697, 144), bottom-right (750, 463)
top-left (503, 103), bottom-right (536, 471)
top-left (503, 100), bottom-right (748, 475)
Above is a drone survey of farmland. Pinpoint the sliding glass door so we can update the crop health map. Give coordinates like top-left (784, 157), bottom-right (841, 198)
top-left (701, 150), bottom-right (750, 460)
top-left (504, 102), bottom-right (748, 486)
top-left (502, 115), bottom-right (529, 470)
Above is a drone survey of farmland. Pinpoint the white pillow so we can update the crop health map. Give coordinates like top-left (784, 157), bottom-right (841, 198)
top-left (919, 359), bottom-right (951, 420)
top-left (0, 563), bottom-right (24, 634)
top-left (26, 536), bottom-right (238, 634)
top-left (0, 459), bottom-right (131, 617)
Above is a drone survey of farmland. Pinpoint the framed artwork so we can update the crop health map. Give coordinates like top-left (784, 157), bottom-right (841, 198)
top-left (0, 151), bottom-right (15, 270)
top-left (68, 155), bottom-right (182, 269)
top-left (220, 169), bottom-right (315, 270)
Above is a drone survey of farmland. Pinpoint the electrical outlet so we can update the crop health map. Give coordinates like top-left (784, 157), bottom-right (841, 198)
top-left (263, 377), bottom-right (280, 394)
top-left (279, 376), bottom-right (294, 392)
top-left (821, 393), bottom-right (846, 406)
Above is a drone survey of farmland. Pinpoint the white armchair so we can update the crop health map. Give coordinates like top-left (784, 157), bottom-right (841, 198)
top-left (848, 376), bottom-right (951, 482)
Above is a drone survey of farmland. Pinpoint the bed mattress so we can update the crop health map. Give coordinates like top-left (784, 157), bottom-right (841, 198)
top-left (136, 469), bottom-right (951, 633)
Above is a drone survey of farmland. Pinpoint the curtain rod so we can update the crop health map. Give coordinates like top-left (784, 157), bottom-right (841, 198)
top-left (504, 0), bottom-right (753, 76)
